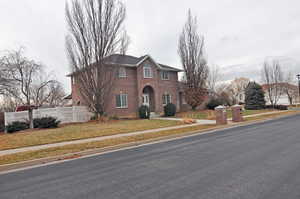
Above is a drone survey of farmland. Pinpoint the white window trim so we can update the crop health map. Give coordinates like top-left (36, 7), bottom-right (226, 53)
top-left (71, 76), bottom-right (75, 85)
top-left (118, 67), bottom-right (127, 78)
top-left (116, 94), bottom-right (128, 109)
top-left (162, 93), bottom-right (172, 105)
top-left (161, 71), bottom-right (170, 80)
top-left (143, 64), bottom-right (153, 78)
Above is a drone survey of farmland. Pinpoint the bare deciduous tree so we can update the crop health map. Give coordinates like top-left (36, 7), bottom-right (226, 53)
top-left (178, 10), bottom-right (209, 110)
top-left (30, 77), bottom-right (66, 107)
top-left (262, 60), bottom-right (284, 106)
top-left (30, 75), bottom-right (56, 107)
top-left (1, 49), bottom-right (55, 128)
top-left (120, 30), bottom-right (130, 55)
top-left (226, 77), bottom-right (250, 104)
top-left (0, 57), bottom-right (14, 95)
top-left (66, 0), bottom-right (127, 118)
top-left (47, 82), bottom-right (66, 107)
top-left (281, 72), bottom-right (298, 105)
top-left (0, 96), bottom-right (19, 112)
top-left (207, 64), bottom-right (220, 92)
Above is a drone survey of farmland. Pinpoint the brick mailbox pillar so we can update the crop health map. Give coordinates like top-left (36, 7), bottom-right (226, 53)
top-left (231, 105), bottom-right (244, 122)
top-left (215, 105), bottom-right (227, 125)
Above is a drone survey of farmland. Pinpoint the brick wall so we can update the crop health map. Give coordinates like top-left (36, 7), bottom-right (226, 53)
top-left (71, 58), bottom-right (183, 117)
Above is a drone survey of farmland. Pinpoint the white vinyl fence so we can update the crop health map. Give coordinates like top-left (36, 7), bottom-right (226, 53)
top-left (4, 106), bottom-right (92, 126)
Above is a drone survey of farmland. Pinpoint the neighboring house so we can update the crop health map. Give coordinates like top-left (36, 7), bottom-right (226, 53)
top-left (68, 54), bottom-right (187, 117)
top-left (262, 83), bottom-right (299, 105)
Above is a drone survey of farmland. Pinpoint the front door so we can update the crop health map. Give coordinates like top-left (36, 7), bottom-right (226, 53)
top-left (142, 94), bottom-right (150, 107)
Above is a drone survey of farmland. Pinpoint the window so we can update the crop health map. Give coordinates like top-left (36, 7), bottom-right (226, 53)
top-left (162, 94), bottom-right (171, 105)
top-left (161, 71), bottom-right (169, 80)
top-left (143, 64), bottom-right (152, 78)
top-left (118, 67), bottom-right (127, 78)
top-left (116, 94), bottom-right (128, 108)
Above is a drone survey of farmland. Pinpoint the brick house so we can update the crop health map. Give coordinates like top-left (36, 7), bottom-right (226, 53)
top-left (68, 54), bottom-right (189, 117)
top-left (262, 83), bottom-right (299, 105)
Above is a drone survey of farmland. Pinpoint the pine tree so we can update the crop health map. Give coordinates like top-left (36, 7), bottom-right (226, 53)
top-left (245, 82), bottom-right (266, 110)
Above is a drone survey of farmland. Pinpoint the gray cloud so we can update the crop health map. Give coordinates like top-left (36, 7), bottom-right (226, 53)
top-left (1, 0), bottom-right (300, 93)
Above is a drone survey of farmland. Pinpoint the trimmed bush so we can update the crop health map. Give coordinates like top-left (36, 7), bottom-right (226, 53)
top-left (164, 103), bottom-right (176, 117)
top-left (206, 98), bottom-right (224, 110)
top-left (264, 105), bottom-right (288, 110)
top-left (139, 105), bottom-right (150, 119)
top-left (33, 117), bottom-right (61, 129)
top-left (6, 121), bottom-right (29, 133)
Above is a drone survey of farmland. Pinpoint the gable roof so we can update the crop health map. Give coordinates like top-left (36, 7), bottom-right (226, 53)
top-left (262, 83), bottom-right (298, 90)
top-left (67, 54), bottom-right (182, 76)
top-left (104, 54), bottom-right (183, 72)
top-left (103, 54), bottom-right (143, 66)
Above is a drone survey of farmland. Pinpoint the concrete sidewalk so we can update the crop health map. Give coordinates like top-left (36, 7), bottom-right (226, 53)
top-left (154, 117), bottom-right (216, 125)
top-left (0, 110), bottom-right (287, 156)
top-left (0, 122), bottom-right (209, 156)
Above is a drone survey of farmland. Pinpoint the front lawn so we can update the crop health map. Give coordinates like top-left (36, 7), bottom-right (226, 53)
top-left (0, 119), bottom-right (182, 151)
top-left (0, 124), bottom-right (216, 165)
top-left (177, 109), bottom-right (278, 120)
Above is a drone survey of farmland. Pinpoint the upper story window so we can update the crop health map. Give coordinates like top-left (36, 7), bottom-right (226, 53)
top-left (143, 64), bottom-right (153, 78)
top-left (118, 67), bottom-right (127, 78)
top-left (161, 71), bottom-right (169, 80)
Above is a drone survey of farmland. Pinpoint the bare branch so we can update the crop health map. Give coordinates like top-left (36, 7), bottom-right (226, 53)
top-left (261, 59), bottom-right (284, 106)
top-left (66, 0), bottom-right (127, 117)
top-left (178, 9), bottom-right (208, 109)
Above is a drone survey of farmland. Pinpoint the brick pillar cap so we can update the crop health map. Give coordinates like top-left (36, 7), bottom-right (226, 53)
top-left (232, 104), bottom-right (242, 107)
top-left (215, 105), bottom-right (226, 110)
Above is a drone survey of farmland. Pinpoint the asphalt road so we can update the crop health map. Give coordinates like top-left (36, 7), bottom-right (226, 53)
top-left (1, 114), bottom-right (300, 199)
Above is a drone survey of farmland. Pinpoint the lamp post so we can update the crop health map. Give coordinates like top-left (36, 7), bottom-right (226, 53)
top-left (297, 74), bottom-right (300, 105)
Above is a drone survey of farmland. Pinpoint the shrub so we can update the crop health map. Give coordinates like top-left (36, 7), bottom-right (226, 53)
top-left (33, 117), bottom-right (61, 129)
top-left (245, 82), bottom-right (266, 110)
top-left (139, 105), bottom-right (150, 119)
top-left (0, 124), bottom-right (5, 133)
top-left (206, 98), bottom-right (224, 110)
top-left (164, 103), bottom-right (177, 117)
top-left (90, 115), bottom-right (97, 121)
top-left (264, 105), bottom-right (288, 110)
top-left (6, 121), bottom-right (29, 133)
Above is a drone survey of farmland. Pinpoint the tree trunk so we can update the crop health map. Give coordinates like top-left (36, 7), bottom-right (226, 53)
top-left (28, 108), bottom-right (34, 129)
top-left (288, 95), bottom-right (293, 105)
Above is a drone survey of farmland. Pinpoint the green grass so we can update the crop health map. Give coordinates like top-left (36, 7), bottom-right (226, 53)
top-left (0, 119), bottom-right (182, 151)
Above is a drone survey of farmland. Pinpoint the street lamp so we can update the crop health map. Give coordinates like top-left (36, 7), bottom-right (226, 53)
top-left (297, 74), bottom-right (300, 105)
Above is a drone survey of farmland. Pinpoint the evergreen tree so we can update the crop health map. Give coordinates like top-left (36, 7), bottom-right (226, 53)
top-left (245, 82), bottom-right (266, 110)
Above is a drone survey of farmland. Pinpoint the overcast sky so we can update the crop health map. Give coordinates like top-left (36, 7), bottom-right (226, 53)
top-left (1, 0), bottom-right (300, 93)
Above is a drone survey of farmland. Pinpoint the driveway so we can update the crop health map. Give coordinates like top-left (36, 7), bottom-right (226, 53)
top-left (1, 114), bottom-right (300, 199)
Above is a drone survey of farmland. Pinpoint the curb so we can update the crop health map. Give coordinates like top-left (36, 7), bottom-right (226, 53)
top-left (1, 111), bottom-right (299, 174)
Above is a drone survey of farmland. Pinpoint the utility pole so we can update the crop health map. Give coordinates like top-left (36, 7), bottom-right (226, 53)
top-left (297, 74), bottom-right (300, 105)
